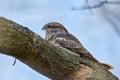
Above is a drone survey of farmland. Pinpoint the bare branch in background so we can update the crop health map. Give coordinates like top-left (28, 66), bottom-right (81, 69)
top-left (72, 0), bottom-right (120, 10)
top-left (72, 0), bottom-right (120, 37)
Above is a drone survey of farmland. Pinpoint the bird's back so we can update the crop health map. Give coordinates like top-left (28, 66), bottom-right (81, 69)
top-left (47, 32), bottom-right (113, 70)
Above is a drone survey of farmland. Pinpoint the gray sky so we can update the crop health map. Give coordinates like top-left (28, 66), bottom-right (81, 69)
top-left (0, 0), bottom-right (120, 80)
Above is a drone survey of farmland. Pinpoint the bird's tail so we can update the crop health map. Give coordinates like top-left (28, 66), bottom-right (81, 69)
top-left (100, 62), bottom-right (113, 70)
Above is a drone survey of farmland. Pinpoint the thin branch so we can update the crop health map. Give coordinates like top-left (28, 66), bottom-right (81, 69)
top-left (72, 0), bottom-right (120, 10)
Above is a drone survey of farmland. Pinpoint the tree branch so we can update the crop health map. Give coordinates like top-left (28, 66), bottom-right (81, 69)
top-left (72, 0), bottom-right (120, 10)
top-left (0, 17), bottom-right (119, 80)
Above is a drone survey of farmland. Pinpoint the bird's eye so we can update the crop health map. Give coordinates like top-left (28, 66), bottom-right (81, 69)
top-left (47, 25), bottom-right (50, 27)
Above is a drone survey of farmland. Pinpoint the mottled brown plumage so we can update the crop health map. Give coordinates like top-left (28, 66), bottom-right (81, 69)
top-left (42, 22), bottom-right (113, 70)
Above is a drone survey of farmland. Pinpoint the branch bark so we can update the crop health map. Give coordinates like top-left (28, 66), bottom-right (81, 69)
top-left (0, 17), bottom-right (119, 80)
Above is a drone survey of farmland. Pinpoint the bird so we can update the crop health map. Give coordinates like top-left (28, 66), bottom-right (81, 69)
top-left (42, 22), bottom-right (113, 70)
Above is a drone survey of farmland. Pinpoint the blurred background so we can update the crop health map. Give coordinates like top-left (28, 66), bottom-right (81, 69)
top-left (0, 0), bottom-right (120, 80)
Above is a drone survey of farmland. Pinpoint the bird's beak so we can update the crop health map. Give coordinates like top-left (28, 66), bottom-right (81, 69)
top-left (41, 27), bottom-right (45, 30)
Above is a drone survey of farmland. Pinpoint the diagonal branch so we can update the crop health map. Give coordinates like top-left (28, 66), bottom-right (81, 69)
top-left (0, 17), bottom-right (119, 80)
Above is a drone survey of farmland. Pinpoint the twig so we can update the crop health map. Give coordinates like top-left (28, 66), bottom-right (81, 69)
top-left (13, 58), bottom-right (16, 66)
top-left (72, 0), bottom-right (120, 10)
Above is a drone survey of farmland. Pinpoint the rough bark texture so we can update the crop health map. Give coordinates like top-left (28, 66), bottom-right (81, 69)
top-left (0, 17), bottom-right (119, 80)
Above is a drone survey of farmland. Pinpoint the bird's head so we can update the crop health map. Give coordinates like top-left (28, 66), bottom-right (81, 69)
top-left (42, 22), bottom-right (68, 34)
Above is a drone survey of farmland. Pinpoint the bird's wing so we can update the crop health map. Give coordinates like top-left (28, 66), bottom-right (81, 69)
top-left (48, 33), bottom-right (113, 70)
top-left (52, 33), bottom-right (97, 61)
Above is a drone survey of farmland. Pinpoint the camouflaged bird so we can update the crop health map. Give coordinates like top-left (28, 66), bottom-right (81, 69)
top-left (42, 22), bottom-right (113, 70)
